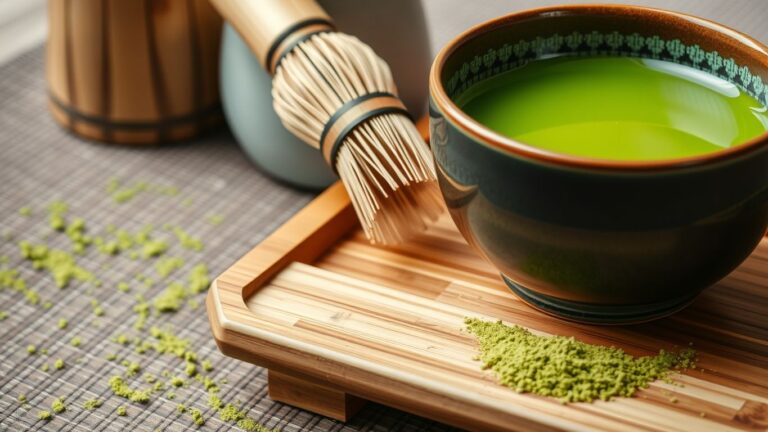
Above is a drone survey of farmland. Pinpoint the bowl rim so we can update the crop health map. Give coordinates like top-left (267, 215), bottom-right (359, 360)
top-left (429, 4), bottom-right (768, 171)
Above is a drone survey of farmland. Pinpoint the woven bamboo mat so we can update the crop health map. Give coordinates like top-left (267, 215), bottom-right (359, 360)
top-left (1, 1), bottom-right (766, 431)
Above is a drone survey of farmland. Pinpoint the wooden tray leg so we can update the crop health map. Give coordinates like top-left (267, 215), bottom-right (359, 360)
top-left (268, 370), bottom-right (367, 422)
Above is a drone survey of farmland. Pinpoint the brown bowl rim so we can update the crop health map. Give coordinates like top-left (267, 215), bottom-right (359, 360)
top-left (429, 4), bottom-right (768, 171)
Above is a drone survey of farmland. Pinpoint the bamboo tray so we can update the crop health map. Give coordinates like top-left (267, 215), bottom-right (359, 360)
top-left (206, 157), bottom-right (768, 431)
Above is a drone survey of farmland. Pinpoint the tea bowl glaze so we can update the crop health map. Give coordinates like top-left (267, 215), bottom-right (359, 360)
top-left (429, 5), bottom-right (768, 324)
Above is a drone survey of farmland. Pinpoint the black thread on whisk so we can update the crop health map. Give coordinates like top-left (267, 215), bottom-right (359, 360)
top-left (265, 18), bottom-right (334, 72)
top-left (273, 30), bottom-right (333, 72)
top-left (320, 92), bottom-right (412, 172)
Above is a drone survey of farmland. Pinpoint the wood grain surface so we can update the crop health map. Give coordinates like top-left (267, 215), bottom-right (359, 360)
top-left (45, 0), bottom-right (222, 144)
top-left (207, 178), bottom-right (768, 431)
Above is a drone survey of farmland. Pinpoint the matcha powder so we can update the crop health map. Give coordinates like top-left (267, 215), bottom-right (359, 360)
top-left (464, 318), bottom-right (696, 403)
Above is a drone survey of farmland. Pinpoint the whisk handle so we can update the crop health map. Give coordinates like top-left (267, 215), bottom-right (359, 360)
top-left (209, 0), bottom-right (334, 73)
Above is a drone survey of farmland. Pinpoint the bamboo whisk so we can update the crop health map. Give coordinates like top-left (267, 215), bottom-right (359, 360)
top-left (210, 0), bottom-right (442, 244)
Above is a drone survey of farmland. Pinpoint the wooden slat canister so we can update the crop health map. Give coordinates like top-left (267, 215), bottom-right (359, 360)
top-left (46, 0), bottom-right (223, 144)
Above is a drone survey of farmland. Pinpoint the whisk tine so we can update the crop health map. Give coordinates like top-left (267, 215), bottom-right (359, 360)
top-left (272, 32), bottom-right (441, 243)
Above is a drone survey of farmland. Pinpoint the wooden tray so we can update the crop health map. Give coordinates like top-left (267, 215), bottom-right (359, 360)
top-left (207, 165), bottom-right (768, 430)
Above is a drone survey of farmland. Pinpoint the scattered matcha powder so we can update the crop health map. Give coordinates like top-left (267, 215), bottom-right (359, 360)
top-left (153, 282), bottom-right (187, 312)
top-left (70, 336), bottom-right (82, 347)
top-left (25, 289), bottom-right (40, 305)
top-left (83, 399), bottom-right (102, 410)
top-left (6, 195), bottom-right (276, 430)
top-left (53, 358), bottom-right (65, 370)
top-left (141, 240), bottom-right (168, 259)
top-left (26, 344), bottom-right (37, 354)
top-left (198, 375), bottom-right (218, 392)
top-left (65, 217), bottom-right (92, 253)
top-left (1, 267), bottom-right (43, 308)
top-left (160, 185), bottom-right (180, 196)
top-left (207, 390), bottom-right (276, 431)
top-left (106, 353), bottom-right (117, 361)
top-left (41, 363), bottom-right (49, 372)
top-left (172, 227), bottom-right (203, 252)
top-left (125, 361), bottom-right (141, 377)
top-left (149, 326), bottom-right (191, 358)
top-left (94, 236), bottom-right (120, 255)
top-left (152, 265), bottom-right (209, 313)
top-left (155, 256), bottom-right (184, 278)
top-left (184, 363), bottom-right (197, 377)
top-left (0, 311), bottom-right (7, 320)
top-left (37, 410), bottom-right (52, 421)
top-left (153, 282), bottom-right (188, 312)
top-left (18, 241), bottom-right (95, 288)
top-left (47, 201), bottom-right (68, 231)
top-left (18, 393), bottom-right (27, 403)
top-left (90, 299), bottom-right (105, 316)
top-left (117, 281), bottom-right (131, 293)
top-left (51, 397), bottom-right (66, 413)
top-left (187, 264), bottom-right (210, 294)
top-left (114, 333), bottom-right (130, 345)
top-left (108, 179), bottom-right (168, 204)
top-left (106, 177), bottom-right (120, 194)
top-left (143, 373), bottom-right (157, 383)
top-left (464, 318), bottom-right (696, 403)
top-left (108, 376), bottom-right (151, 403)
top-left (237, 419), bottom-right (278, 432)
top-left (135, 339), bottom-right (153, 354)
top-left (205, 214), bottom-right (224, 225)
top-left (189, 407), bottom-right (205, 426)
top-left (19, 206), bottom-right (32, 217)
top-left (176, 404), bottom-right (187, 413)
top-left (219, 403), bottom-right (245, 422)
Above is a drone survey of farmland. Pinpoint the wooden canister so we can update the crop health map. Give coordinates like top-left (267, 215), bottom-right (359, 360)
top-left (46, 0), bottom-right (223, 144)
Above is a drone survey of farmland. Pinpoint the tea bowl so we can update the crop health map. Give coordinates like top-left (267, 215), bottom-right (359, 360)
top-left (429, 5), bottom-right (768, 324)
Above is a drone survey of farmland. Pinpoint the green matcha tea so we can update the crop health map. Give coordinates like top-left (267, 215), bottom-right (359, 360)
top-left (458, 56), bottom-right (768, 161)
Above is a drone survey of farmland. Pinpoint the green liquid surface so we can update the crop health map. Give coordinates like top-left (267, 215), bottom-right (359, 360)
top-left (458, 56), bottom-right (768, 161)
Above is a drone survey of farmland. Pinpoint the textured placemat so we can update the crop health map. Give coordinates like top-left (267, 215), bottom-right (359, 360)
top-left (1, 1), bottom-right (767, 431)
top-left (0, 49), bottom-right (455, 432)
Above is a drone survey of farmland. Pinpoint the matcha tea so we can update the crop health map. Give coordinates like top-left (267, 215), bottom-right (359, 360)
top-left (459, 56), bottom-right (768, 161)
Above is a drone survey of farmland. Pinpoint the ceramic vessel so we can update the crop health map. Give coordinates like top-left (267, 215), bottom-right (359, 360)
top-left (220, 0), bottom-right (431, 189)
top-left (429, 5), bottom-right (768, 324)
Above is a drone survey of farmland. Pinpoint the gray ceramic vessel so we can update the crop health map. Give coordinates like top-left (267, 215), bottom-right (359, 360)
top-left (220, 0), bottom-right (431, 189)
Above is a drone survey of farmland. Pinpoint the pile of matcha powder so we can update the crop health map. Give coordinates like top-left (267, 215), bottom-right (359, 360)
top-left (464, 318), bottom-right (696, 403)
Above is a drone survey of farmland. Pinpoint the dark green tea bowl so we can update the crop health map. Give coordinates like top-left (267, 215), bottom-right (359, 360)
top-left (429, 5), bottom-right (768, 324)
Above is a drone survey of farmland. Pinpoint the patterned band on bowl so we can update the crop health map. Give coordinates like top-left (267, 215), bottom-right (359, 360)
top-left (445, 31), bottom-right (767, 107)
